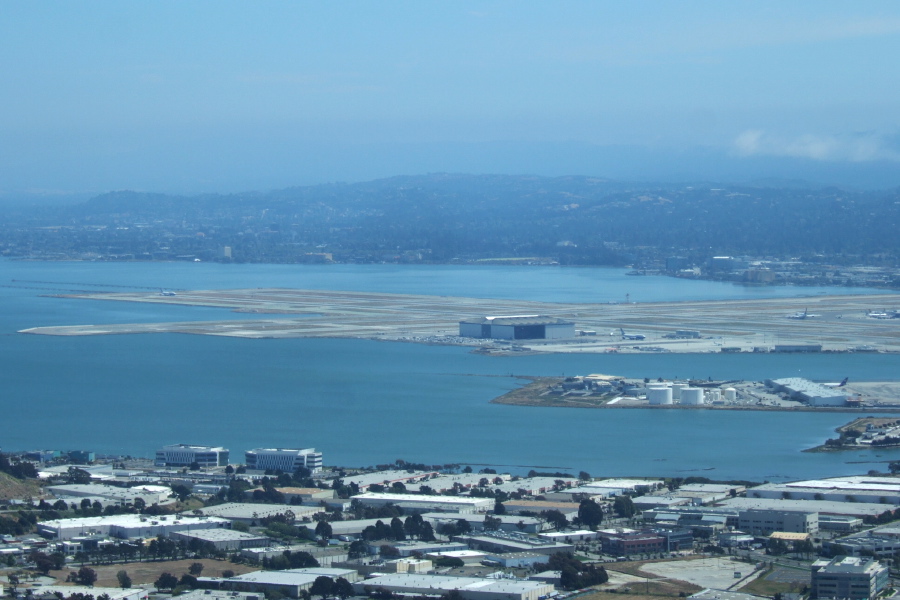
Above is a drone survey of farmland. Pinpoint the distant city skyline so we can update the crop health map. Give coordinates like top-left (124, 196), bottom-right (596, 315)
top-left (2, 1), bottom-right (900, 197)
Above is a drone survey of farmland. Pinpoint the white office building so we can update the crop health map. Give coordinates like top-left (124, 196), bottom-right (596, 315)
top-left (156, 444), bottom-right (229, 468)
top-left (245, 448), bottom-right (323, 473)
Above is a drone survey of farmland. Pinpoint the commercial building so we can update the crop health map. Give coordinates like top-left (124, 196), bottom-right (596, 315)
top-left (737, 509), bottom-right (818, 535)
top-left (353, 574), bottom-right (554, 600)
top-left (33, 587), bottom-right (146, 600)
top-left (502, 500), bottom-right (580, 517)
top-left (47, 483), bottom-right (171, 506)
top-left (245, 448), bottom-right (323, 474)
top-left (202, 568), bottom-right (359, 599)
top-left (274, 487), bottom-right (335, 503)
top-left (459, 315), bottom-right (575, 340)
top-left (453, 531), bottom-right (574, 556)
top-left (745, 476), bottom-right (900, 505)
top-left (811, 556), bottom-right (888, 600)
top-left (488, 552), bottom-right (547, 568)
top-left (240, 545), bottom-right (348, 567)
top-left (423, 512), bottom-right (544, 534)
top-left (371, 540), bottom-right (469, 557)
top-left (385, 558), bottom-right (433, 573)
top-left (826, 525), bottom-right (900, 557)
top-left (597, 529), bottom-right (666, 556)
top-left (170, 528), bottom-right (271, 551)
top-left (155, 444), bottom-right (229, 468)
top-left (350, 492), bottom-right (493, 513)
top-left (716, 496), bottom-right (895, 519)
top-left (192, 502), bottom-right (322, 524)
top-left (176, 591), bottom-right (260, 600)
top-left (766, 378), bottom-right (847, 406)
top-left (425, 550), bottom-right (488, 565)
top-left (37, 513), bottom-right (230, 540)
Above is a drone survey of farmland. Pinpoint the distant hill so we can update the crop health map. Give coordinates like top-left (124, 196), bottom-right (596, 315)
top-left (2, 173), bottom-right (899, 265)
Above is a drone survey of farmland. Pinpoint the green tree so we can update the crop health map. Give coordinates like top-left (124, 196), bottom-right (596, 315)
top-left (613, 496), bottom-right (636, 518)
top-left (578, 499), bottom-right (603, 529)
top-left (188, 562), bottom-right (204, 576)
top-left (76, 566), bottom-right (98, 587)
top-left (67, 467), bottom-right (92, 485)
top-left (315, 520), bottom-right (333, 540)
top-left (310, 576), bottom-right (334, 600)
top-left (232, 521), bottom-right (250, 533)
top-left (170, 484), bottom-right (191, 502)
top-left (8, 574), bottom-right (19, 596)
top-left (333, 577), bottom-right (354, 600)
top-left (541, 510), bottom-right (568, 531)
top-left (155, 572), bottom-right (179, 591)
top-left (116, 570), bottom-right (132, 589)
top-left (348, 540), bottom-right (368, 559)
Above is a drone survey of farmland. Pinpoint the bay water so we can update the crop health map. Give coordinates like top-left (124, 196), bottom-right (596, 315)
top-left (1, 260), bottom-right (897, 482)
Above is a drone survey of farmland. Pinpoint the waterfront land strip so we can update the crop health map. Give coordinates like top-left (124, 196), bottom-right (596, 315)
top-left (18, 289), bottom-right (900, 355)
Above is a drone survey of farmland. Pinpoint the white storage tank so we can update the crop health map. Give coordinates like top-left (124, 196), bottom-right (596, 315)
top-left (680, 387), bottom-right (704, 405)
top-left (647, 387), bottom-right (673, 405)
top-left (724, 387), bottom-right (737, 402)
top-left (671, 383), bottom-right (687, 400)
top-left (706, 389), bottom-right (721, 403)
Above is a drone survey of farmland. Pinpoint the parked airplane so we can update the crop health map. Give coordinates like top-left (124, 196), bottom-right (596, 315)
top-left (159, 289), bottom-right (177, 296)
top-left (787, 308), bottom-right (820, 319)
top-left (824, 377), bottom-right (849, 388)
top-left (619, 327), bottom-right (646, 340)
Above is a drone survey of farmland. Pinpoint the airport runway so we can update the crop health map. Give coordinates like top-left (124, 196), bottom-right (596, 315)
top-left (18, 289), bottom-right (900, 354)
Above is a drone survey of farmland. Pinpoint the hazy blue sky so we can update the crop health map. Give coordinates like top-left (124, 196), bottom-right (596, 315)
top-left (2, 2), bottom-right (900, 196)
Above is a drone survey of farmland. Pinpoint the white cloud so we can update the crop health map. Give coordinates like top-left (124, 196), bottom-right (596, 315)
top-left (732, 130), bottom-right (900, 162)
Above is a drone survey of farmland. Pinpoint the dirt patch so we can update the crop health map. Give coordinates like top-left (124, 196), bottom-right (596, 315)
top-left (0, 472), bottom-right (42, 502)
top-left (50, 559), bottom-right (258, 587)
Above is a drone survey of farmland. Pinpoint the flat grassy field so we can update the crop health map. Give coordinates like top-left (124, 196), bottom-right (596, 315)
top-left (48, 558), bottom-right (258, 588)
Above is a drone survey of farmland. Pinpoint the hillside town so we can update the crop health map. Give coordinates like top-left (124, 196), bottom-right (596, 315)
top-left (1, 445), bottom-right (899, 600)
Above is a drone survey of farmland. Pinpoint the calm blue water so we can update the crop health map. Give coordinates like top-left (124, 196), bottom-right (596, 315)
top-left (1, 260), bottom-right (897, 482)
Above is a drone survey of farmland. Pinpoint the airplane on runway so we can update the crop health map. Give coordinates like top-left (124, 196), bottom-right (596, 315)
top-left (617, 327), bottom-right (646, 340)
top-left (787, 308), bottom-right (820, 319)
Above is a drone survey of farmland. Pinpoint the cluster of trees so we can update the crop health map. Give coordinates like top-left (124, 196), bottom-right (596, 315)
top-left (360, 515), bottom-right (435, 542)
top-left (535, 553), bottom-right (608, 590)
top-left (435, 519), bottom-right (472, 538)
top-left (261, 550), bottom-right (319, 571)
top-left (309, 575), bottom-right (355, 600)
top-left (153, 563), bottom-right (214, 593)
top-left (612, 496), bottom-right (635, 519)
top-left (0, 453), bottom-right (38, 479)
top-left (0, 512), bottom-right (36, 536)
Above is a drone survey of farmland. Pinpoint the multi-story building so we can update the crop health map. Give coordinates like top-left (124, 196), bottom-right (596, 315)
top-left (155, 444), bottom-right (229, 468)
top-left (244, 448), bottom-right (323, 473)
top-left (738, 509), bottom-right (818, 535)
top-left (812, 556), bottom-right (889, 600)
top-left (597, 528), bottom-right (666, 556)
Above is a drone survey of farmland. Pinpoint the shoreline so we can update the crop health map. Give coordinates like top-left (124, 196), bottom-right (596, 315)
top-left (489, 376), bottom-right (900, 413)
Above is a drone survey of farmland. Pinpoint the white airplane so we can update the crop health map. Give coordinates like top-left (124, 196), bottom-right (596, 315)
top-left (787, 308), bottom-right (820, 319)
top-left (619, 327), bottom-right (646, 340)
top-left (159, 289), bottom-right (177, 296)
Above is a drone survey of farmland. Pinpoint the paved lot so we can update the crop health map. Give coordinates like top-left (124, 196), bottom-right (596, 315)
top-left (640, 557), bottom-right (757, 590)
top-left (765, 566), bottom-right (810, 584)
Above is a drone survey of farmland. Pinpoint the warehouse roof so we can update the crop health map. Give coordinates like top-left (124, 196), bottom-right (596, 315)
top-left (462, 316), bottom-right (573, 326)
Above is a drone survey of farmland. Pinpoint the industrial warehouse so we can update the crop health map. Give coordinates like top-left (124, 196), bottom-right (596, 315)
top-left (458, 315), bottom-right (575, 340)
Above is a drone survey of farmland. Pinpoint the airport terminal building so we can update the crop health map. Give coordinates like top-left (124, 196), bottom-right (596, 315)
top-left (459, 315), bottom-right (575, 340)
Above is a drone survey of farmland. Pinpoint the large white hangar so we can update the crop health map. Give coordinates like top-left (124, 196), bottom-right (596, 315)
top-left (459, 315), bottom-right (575, 340)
